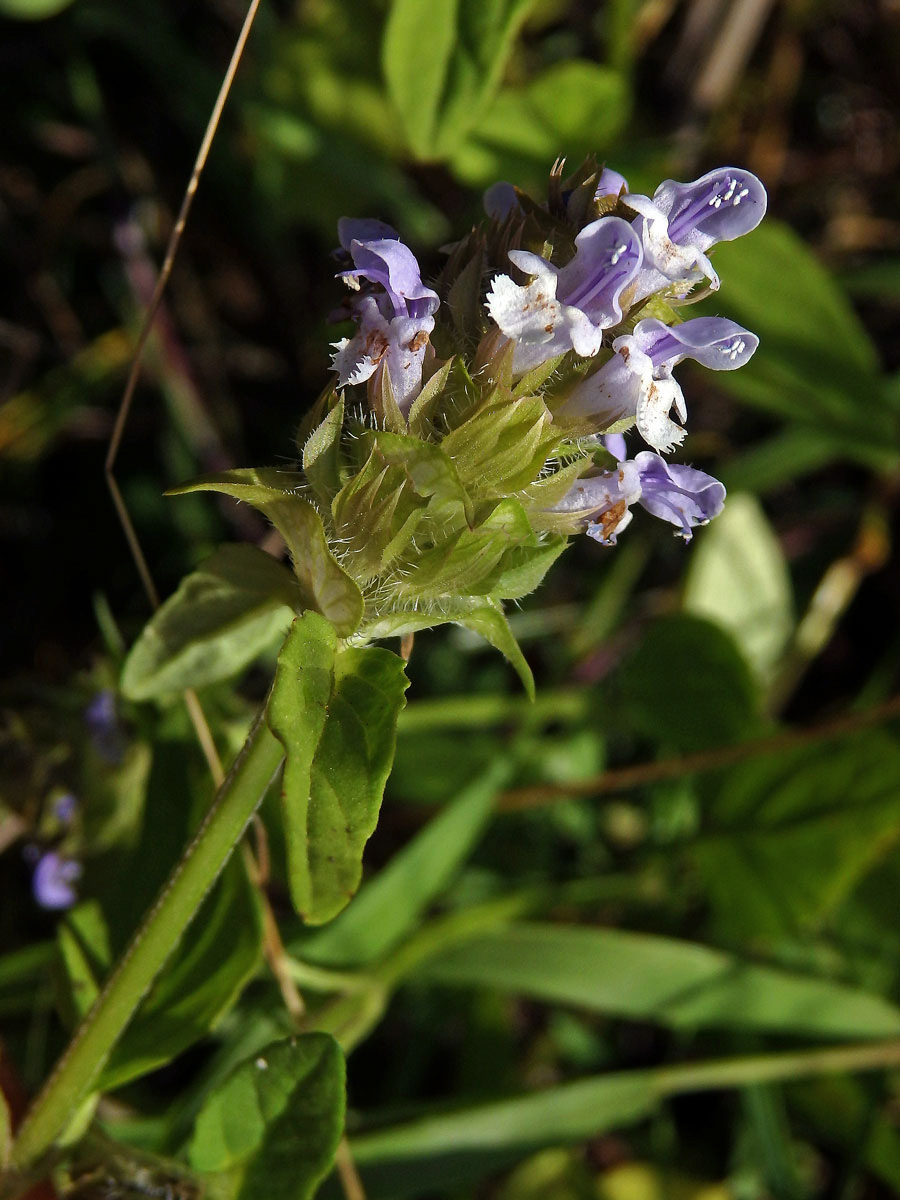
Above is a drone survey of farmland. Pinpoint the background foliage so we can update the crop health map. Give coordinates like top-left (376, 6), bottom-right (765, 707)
top-left (3, 1), bottom-right (900, 1198)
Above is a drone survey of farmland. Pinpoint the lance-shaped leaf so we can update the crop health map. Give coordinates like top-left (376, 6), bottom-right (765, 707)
top-left (400, 498), bottom-right (562, 601)
top-left (331, 430), bottom-right (472, 577)
top-left (188, 1034), bottom-right (345, 1200)
top-left (268, 613), bottom-right (410, 924)
top-left (383, 0), bottom-right (539, 160)
top-left (121, 544), bottom-right (299, 700)
top-left (441, 392), bottom-right (560, 495)
top-left (454, 600), bottom-right (535, 699)
top-left (302, 395), bottom-right (345, 507)
top-left (170, 470), bottom-right (364, 637)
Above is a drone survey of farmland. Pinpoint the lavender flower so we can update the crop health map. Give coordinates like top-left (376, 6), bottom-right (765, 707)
top-left (548, 460), bottom-right (642, 546)
top-left (32, 850), bottom-right (81, 910)
top-left (558, 316), bottom-right (758, 453)
top-left (548, 449), bottom-right (725, 544)
top-left (331, 225), bottom-right (440, 413)
top-left (629, 451), bottom-right (726, 539)
top-left (85, 689), bottom-right (125, 765)
top-left (486, 216), bottom-right (642, 374)
top-left (625, 167), bottom-right (767, 300)
top-left (483, 181), bottom-right (521, 220)
top-left (595, 167), bottom-right (628, 200)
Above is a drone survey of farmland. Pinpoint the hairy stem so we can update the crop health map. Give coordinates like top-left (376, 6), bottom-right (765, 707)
top-left (9, 705), bottom-right (284, 1175)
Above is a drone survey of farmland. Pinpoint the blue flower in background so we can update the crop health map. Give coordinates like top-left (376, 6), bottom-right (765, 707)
top-left (85, 689), bottom-right (125, 765)
top-left (31, 850), bottom-right (82, 910)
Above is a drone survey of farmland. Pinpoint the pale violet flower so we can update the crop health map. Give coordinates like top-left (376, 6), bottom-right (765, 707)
top-left (331, 225), bottom-right (440, 413)
top-left (549, 459), bottom-right (642, 546)
top-left (628, 451), bottom-right (726, 540)
top-left (558, 317), bottom-right (758, 453)
top-left (548, 449), bottom-right (725, 544)
top-left (484, 181), bottom-right (521, 221)
top-left (625, 167), bottom-right (767, 300)
top-left (486, 216), bottom-right (642, 374)
top-left (32, 850), bottom-right (82, 910)
top-left (595, 167), bottom-right (628, 200)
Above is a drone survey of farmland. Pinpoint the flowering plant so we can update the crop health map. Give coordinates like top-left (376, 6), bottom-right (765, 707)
top-left (4, 157), bottom-right (767, 1196)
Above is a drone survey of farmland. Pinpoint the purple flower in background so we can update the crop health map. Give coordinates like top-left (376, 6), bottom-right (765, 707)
top-left (486, 216), bottom-right (642, 373)
top-left (625, 167), bottom-right (767, 299)
top-left (85, 689), bottom-right (125, 765)
top-left (484, 181), bottom-right (521, 221)
top-left (559, 316), bottom-right (758, 453)
top-left (53, 791), bottom-right (78, 824)
top-left (32, 851), bottom-right (82, 910)
top-left (331, 224), bottom-right (440, 412)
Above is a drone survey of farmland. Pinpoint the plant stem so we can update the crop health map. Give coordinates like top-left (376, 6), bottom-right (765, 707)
top-left (9, 705), bottom-right (285, 1175)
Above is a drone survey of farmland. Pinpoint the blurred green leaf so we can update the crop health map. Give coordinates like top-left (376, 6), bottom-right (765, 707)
top-left (298, 759), bottom-right (510, 966)
top-left (614, 614), bottom-right (763, 752)
top-left (120, 545), bottom-right (298, 700)
top-left (0, 943), bottom-right (55, 1018)
top-left (683, 493), bottom-right (794, 687)
top-left (705, 221), bottom-right (898, 467)
top-left (188, 1034), bottom-right (344, 1200)
top-left (694, 730), bottom-right (900, 941)
top-left (340, 1070), bottom-right (657, 1198)
top-left (383, 0), bottom-right (539, 160)
top-left (450, 60), bottom-right (630, 190)
top-left (789, 1075), bottom-right (900, 1191)
top-left (268, 614), bottom-right (409, 925)
top-left (418, 922), bottom-right (900, 1038)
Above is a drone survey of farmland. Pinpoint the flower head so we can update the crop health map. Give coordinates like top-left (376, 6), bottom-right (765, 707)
top-left (625, 167), bottom-right (767, 299)
top-left (486, 216), bottom-right (642, 373)
top-left (558, 316), bottom-right (758, 453)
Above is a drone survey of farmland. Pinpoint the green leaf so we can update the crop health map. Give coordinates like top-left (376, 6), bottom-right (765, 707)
top-left (302, 396), bottom-right (345, 507)
top-left (440, 392), bottom-right (558, 496)
top-left (683, 493), bottom-right (794, 687)
top-left (120, 544), bottom-right (298, 700)
top-left (382, 0), bottom-right (539, 160)
top-left (450, 60), bottom-right (630, 190)
top-left (188, 1034), bottom-right (345, 1200)
top-left (454, 601), bottom-right (535, 699)
top-left (418, 923), bottom-right (900, 1039)
top-left (298, 760), bottom-right (511, 966)
top-left (343, 1071), bottom-right (656, 1198)
top-left (268, 613), bottom-right (410, 924)
top-left (331, 429), bottom-right (472, 578)
top-left (613, 614), bottom-right (763, 753)
top-left (693, 729), bottom-right (900, 941)
top-left (170, 471), bottom-right (364, 637)
top-left (699, 220), bottom-right (898, 462)
top-left (0, 0), bottom-right (75, 17)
